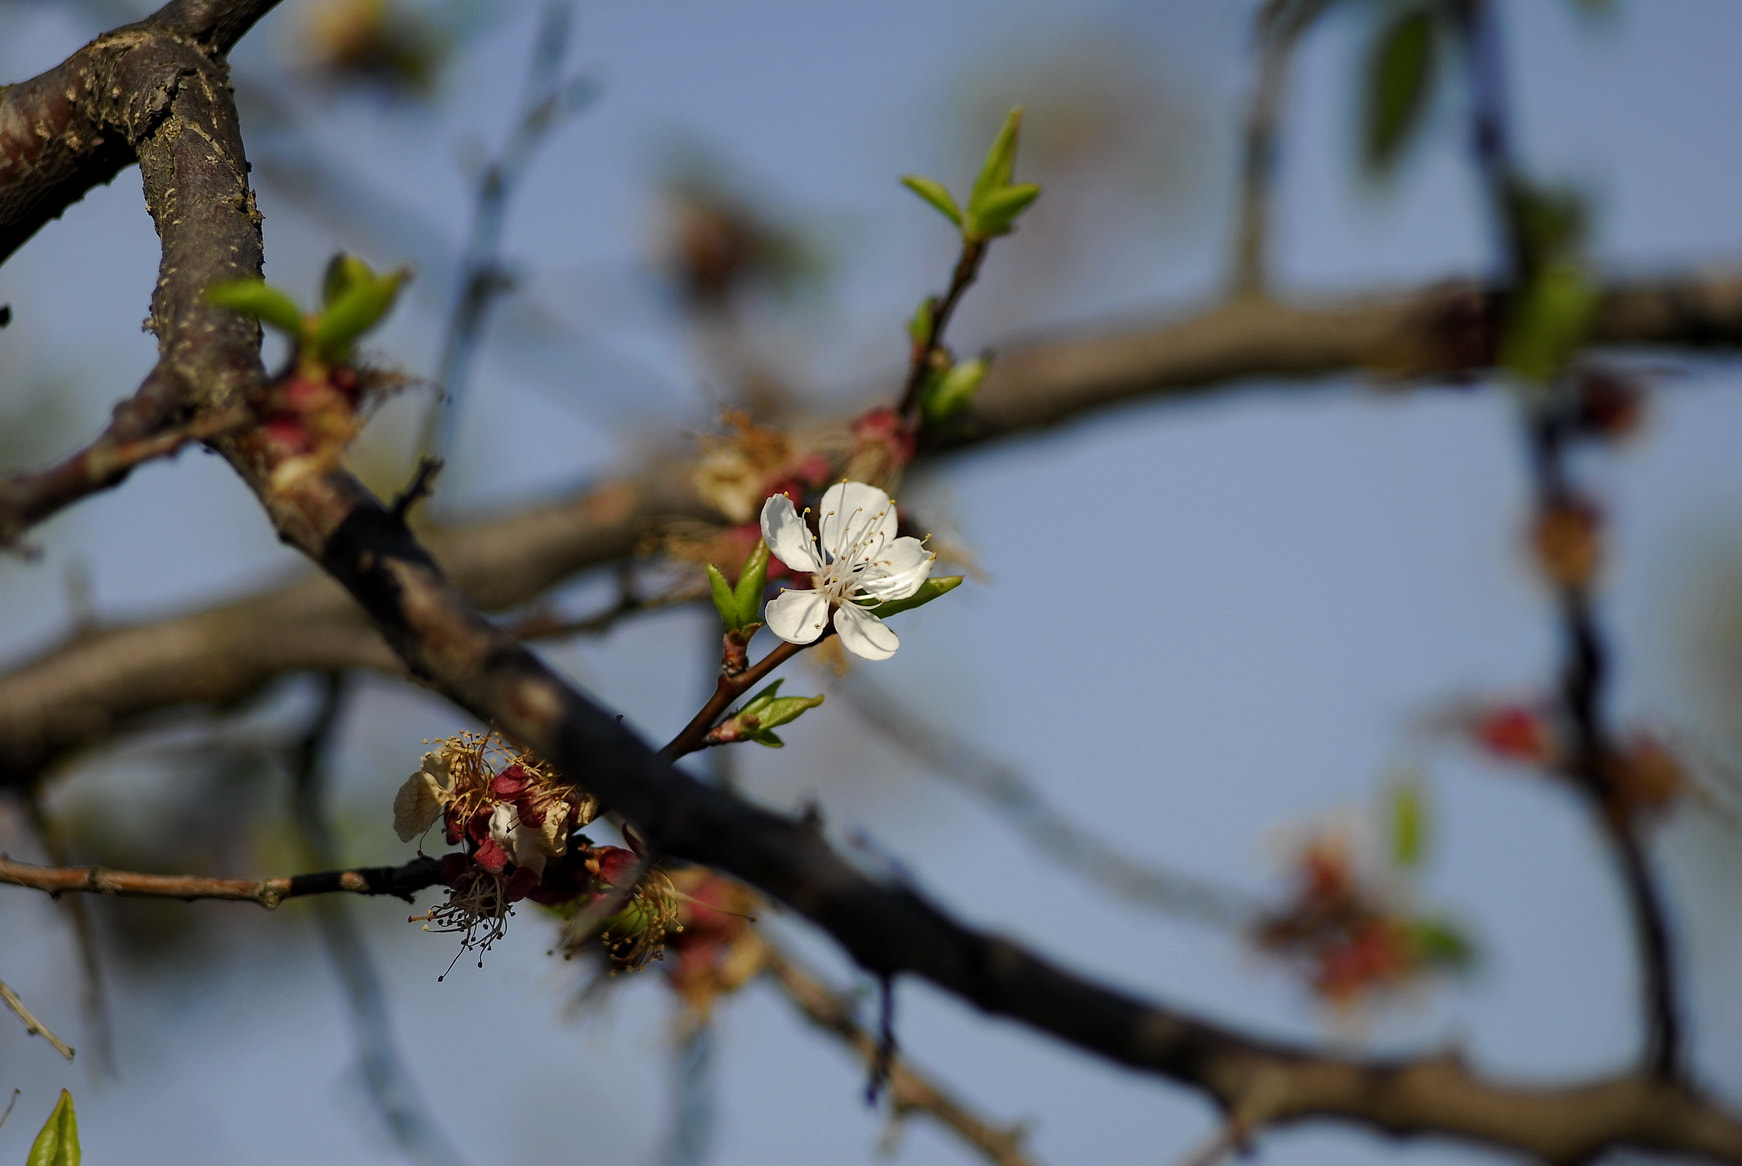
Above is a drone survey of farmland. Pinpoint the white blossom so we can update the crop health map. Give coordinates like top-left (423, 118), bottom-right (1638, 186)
top-left (759, 481), bottom-right (934, 660)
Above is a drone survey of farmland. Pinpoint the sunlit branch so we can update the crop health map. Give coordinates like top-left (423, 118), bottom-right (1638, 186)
top-left (0, 853), bottom-right (445, 908)
top-left (0, 977), bottom-right (73, 1062)
top-left (761, 943), bottom-right (1040, 1166)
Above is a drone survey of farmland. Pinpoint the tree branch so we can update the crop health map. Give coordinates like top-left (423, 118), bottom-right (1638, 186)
top-left (761, 942), bottom-right (1040, 1166)
top-left (0, 852), bottom-right (446, 908)
top-left (5, 270), bottom-right (1742, 783)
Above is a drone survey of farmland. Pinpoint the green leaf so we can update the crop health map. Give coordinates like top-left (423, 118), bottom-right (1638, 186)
top-left (27, 1090), bottom-right (79, 1166)
top-left (1410, 919), bottom-right (1477, 970)
top-left (923, 356), bottom-right (989, 425)
top-left (860, 575), bottom-right (963, 619)
top-left (722, 679), bottom-right (825, 747)
top-left (969, 107), bottom-right (1025, 212)
top-left (322, 252), bottom-right (376, 309)
top-left (310, 269), bottom-right (409, 360)
top-left (899, 175), bottom-right (963, 227)
top-left (707, 564), bottom-right (739, 630)
top-left (1363, 8), bottom-right (1437, 176)
top-left (907, 298), bottom-right (936, 345)
top-left (204, 278), bottom-right (305, 337)
top-left (732, 539), bottom-right (771, 628)
top-left (1389, 779), bottom-right (1427, 870)
top-left (965, 182), bottom-right (1041, 240)
top-left (1499, 261), bottom-right (1598, 385)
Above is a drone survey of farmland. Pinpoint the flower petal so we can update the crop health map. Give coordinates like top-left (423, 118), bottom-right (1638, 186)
top-left (490, 803), bottom-right (548, 876)
top-left (765, 587), bottom-right (830, 644)
top-left (857, 536), bottom-right (935, 601)
top-left (817, 481), bottom-right (897, 564)
top-left (833, 602), bottom-right (900, 661)
top-left (392, 769), bottom-right (444, 842)
top-left (760, 494), bottom-right (823, 574)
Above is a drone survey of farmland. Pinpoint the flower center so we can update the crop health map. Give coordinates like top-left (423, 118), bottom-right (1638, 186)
top-left (813, 499), bottom-right (893, 605)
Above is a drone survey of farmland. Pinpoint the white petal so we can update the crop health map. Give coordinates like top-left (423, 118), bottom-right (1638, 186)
top-left (490, 804), bottom-right (548, 876)
top-left (760, 494), bottom-right (823, 574)
top-left (834, 602), bottom-right (900, 661)
top-left (857, 536), bottom-right (935, 601)
top-left (817, 481), bottom-right (897, 564)
top-left (765, 587), bottom-right (830, 644)
top-left (392, 769), bottom-right (444, 842)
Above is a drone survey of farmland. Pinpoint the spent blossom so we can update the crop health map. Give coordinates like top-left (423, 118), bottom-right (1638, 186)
top-left (759, 481), bottom-right (934, 661)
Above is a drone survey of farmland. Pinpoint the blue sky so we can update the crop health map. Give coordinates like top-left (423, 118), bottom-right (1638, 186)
top-left (1, 2), bottom-right (1741, 1164)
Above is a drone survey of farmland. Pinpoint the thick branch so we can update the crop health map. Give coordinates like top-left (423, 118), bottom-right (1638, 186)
top-left (0, 0), bottom-right (282, 267)
top-left (5, 271), bottom-right (1742, 780)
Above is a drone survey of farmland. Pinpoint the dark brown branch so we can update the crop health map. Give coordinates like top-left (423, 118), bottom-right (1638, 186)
top-left (662, 638), bottom-right (805, 759)
top-left (0, 406), bottom-right (249, 550)
top-left (0, 0), bottom-right (283, 268)
top-left (762, 943), bottom-right (1040, 1166)
top-left (4, 270), bottom-right (1741, 784)
top-left (0, 853), bottom-right (445, 908)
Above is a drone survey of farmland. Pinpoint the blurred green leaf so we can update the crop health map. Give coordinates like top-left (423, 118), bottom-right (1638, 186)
top-left (322, 252), bottom-right (376, 309)
top-left (900, 175), bottom-right (963, 227)
top-left (310, 269), bottom-right (408, 360)
top-left (26, 1090), bottom-right (79, 1166)
top-left (204, 278), bottom-right (305, 337)
top-left (923, 356), bottom-right (989, 425)
top-left (969, 106), bottom-right (1025, 212)
top-left (1363, 8), bottom-right (1437, 176)
top-left (907, 298), bottom-right (936, 345)
top-left (965, 183), bottom-right (1041, 240)
top-left (1500, 261), bottom-right (1598, 385)
top-left (706, 564), bottom-right (739, 631)
top-left (1389, 779), bottom-right (1428, 870)
top-left (1411, 919), bottom-right (1477, 970)
top-left (732, 539), bottom-right (771, 628)
top-left (860, 575), bottom-right (962, 619)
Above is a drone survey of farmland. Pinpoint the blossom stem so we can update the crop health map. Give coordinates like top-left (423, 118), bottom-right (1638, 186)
top-left (660, 638), bottom-right (809, 761)
top-left (897, 239), bottom-right (987, 423)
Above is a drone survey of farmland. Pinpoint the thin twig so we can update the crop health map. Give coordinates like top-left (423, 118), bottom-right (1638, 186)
top-left (898, 239), bottom-right (988, 421)
top-left (0, 977), bottom-right (73, 1061)
top-left (1457, 0), bottom-right (1683, 1079)
top-left (762, 943), bottom-right (1040, 1166)
top-left (0, 406), bottom-right (251, 552)
top-left (1231, 1), bottom-right (1327, 297)
top-left (0, 853), bottom-right (445, 908)
top-left (418, 1), bottom-right (597, 465)
top-left (24, 792), bottom-right (114, 1075)
top-left (660, 638), bottom-right (805, 760)
top-left (287, 675), bottom-right (470, 1166)
top-left (833, 671), bottom-right (1261, 927)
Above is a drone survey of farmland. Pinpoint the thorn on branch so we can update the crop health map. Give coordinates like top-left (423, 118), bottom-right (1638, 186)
top-left (391, 455), bottom-right (444, 522)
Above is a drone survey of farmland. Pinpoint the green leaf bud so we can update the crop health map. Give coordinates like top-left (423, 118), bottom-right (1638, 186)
top-left (923, 356), bottom-right (989, 424)
top-left (965, 182), bottom-right (1041, 240)
top-left (1363, 8), bottom-right (1437, 176)
top-left (860, 575), bottom-right (962, 619)
top-left (969, 106), bottom-right (1025, 213)
top-left (1410, 919), bottom-right (1477, 970)
top-left (900, 175), bottom-right (964, 227)
top-left (707, 563), bottom-right (740, 630)
top-left (311, 268), bottom-right (409, 361)
top-left (1389, 779), bottom-right (1427, 870)
top-left (1500, 261), bottom-right (1598, 385)
top-left (734, 678), bottom-right (825, 747)
top-left (204, 278), bottom-right (305, 337)
top-left (732, 539), bottom-right (771, 628)
top-left (908, 297), bottom-right (937, 345)
top-left (27, 1090), bottom-right (80, 1166)
top-left (322, 252), bottom-right (377, 309)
